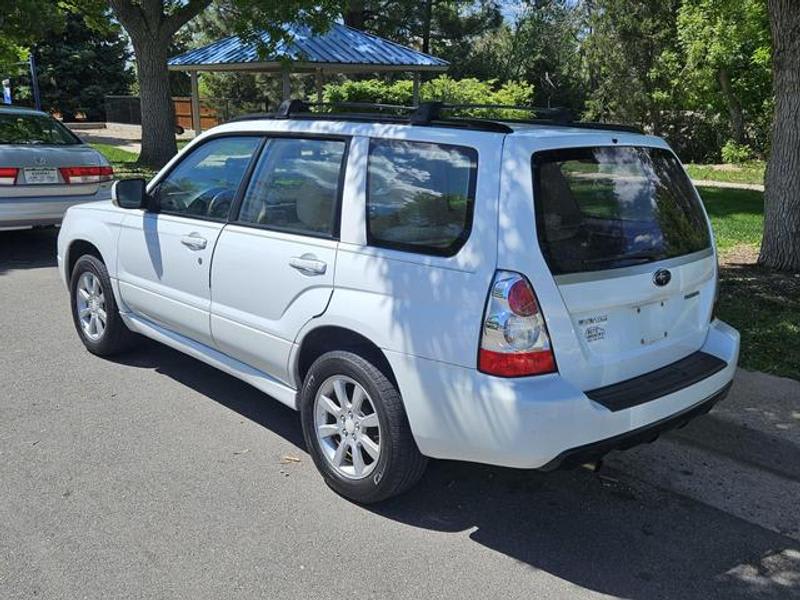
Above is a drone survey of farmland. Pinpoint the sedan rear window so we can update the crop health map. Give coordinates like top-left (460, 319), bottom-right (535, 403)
top-left (532, 146), bottom-right (711, 275)
top-left (0, 112), bottom-right (80, 145)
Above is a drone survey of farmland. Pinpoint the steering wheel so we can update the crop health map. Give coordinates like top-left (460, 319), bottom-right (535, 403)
top-left (207, 189), bottom-right (234, 219)
top-left (186, 186), bottom-right (228, 216)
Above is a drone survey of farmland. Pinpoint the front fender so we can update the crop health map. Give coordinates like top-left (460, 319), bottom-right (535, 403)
top-left (57, 202), bottom-right (128, 302)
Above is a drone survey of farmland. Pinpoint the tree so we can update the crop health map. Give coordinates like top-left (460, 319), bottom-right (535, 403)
top-left (759, 0), bottom-right (800, 271)
top-left (343, 0), bottom-right (502, 64)
top-left (35, 12), bottom-right (133, 121)
top-left (461, 1), bottom-right (584, 110)
top-left (0, 0), bottom-right (63, 64)
top-left (101, 0), bottom-right (344, 168)
top-left (677, 0), bottom-right (771, 147)
top-left (582, 0), bottom-right (683, 133)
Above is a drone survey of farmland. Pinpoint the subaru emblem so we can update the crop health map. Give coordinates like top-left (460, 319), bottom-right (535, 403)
top-left (653, 269), bottom-right (671, 287)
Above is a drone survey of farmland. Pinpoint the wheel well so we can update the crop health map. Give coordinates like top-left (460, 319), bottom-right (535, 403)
top-left (296, 326), bottom-right (398, 389)
top-left (67, 240), bottom-right (103, 278)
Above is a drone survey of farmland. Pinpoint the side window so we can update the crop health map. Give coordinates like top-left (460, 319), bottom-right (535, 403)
top-left (237, 137), bottom-right (346, 236)
top-left (155, 136), bottom-right (260, 219)
top-left (366, 139), bottom-right (477, 256)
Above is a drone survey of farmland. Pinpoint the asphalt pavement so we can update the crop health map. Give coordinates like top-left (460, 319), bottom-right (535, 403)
top-left (1, 227), bottom-right (798, 600)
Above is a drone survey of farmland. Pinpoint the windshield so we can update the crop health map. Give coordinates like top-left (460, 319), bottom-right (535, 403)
top-left (0, 112), bottom-right (80, 145)
top-left (532, 146), bottom-right (711, 275)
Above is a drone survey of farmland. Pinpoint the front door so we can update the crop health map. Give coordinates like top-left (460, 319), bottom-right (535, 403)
top-left (116, 135), bottom-right (262, 346)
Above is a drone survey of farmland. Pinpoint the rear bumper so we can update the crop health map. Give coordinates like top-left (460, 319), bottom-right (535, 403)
top-left (388, 319), bottom-right (739, 469)
top-left (0, 189), bottom-right (111, 227)
top-left (539, 381), bottom-right (732, 470)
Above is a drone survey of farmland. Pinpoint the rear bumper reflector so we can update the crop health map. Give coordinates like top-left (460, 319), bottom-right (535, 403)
top-left (585, 351), bottom-right (727, 412)
top-left (540, 381), bottom-right (732, 470)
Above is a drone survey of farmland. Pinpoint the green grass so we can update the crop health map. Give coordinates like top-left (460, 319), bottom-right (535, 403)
top-left (90, 143), bottom-right (158, 180)
top-left (697, 185), bottom-right (799, 380)
top-left (697, 186), bottom-right (764, 251)
top-left (715, 263), bottom-right (800, 380)
top-left (685, 162), bottom-right (765, 186)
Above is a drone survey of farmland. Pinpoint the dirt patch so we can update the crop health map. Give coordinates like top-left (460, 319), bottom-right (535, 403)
top-left (719, 244), bottom-right (760, 266)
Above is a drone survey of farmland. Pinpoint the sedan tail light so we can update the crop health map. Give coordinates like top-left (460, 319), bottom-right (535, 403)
top-left (59, 165), bottom-right (113, 184)
top-left (478, 270), bottom-right (556, 377)
top-left (0, 168), bottom-right (19, 185)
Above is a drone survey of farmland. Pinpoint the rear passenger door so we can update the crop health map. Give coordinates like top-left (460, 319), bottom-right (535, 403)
top-left (210, 136), bottom-right (348, 385)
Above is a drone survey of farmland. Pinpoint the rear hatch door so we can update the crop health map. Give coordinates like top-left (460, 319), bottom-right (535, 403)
top-left (530, 143), bottom-right (716, 391)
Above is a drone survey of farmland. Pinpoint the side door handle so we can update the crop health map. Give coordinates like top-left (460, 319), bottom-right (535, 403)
top-left (289, 254), bottom-right (327, 276)
top-left (180, 233), bottom-right (207, 251)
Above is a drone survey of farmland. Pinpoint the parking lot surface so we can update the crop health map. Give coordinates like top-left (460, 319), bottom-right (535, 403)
top-left (1, 228), bottom-right (798, 599)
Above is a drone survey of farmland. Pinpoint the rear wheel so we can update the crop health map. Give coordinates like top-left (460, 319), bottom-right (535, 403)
top-left (300, 351), bottom-right (427, 503)
top-left (69, 254), bottom-right (135, 356)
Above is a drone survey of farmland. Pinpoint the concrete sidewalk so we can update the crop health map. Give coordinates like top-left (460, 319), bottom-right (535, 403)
top-left (68, 123), bottom-right (195, 155)
top-left (608, 369), bottom-right (800, 542)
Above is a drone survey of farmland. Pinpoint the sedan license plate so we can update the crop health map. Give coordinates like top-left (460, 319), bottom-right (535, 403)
top-left (23, 167), bottom-right (59, 185)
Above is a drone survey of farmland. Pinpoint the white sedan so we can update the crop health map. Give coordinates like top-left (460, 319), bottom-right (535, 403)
top-left (0, 106), bottom-right (112, 228)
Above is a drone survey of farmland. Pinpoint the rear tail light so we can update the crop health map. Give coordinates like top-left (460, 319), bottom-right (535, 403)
top-left (0, 168), bottom-right (18, 185)
top-left (59, 165), bottom-right (114, 184)
top-left (478, 270), bottom-right (556, 377)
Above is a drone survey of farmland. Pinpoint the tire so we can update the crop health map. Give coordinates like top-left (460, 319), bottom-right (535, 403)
top-left (69, 254), bottom-right (136, 356)
top-left (300, 351), bottom-right (427, 503)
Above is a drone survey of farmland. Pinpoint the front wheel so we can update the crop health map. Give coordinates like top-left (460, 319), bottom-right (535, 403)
top-left (69, 254), bottom-right (135, 356)
top-left (300, 351), bottom-right (427, 503)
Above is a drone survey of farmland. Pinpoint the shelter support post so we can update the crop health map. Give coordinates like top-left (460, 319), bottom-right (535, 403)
top-left (282, 70), bottom-right (291, 101)
top-left (316, 69), bottom-right (324, 105)
top-left (190, 71), bottom-right (201, 135)
top-left (412, 72), bottom-right (421, 106)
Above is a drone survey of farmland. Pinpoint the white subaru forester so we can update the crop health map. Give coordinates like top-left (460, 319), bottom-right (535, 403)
top-left (57, 101), bottom-right (739, 503)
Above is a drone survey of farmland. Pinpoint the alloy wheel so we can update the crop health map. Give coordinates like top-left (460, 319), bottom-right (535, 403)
top-left (314, 375), bottom-right (381, 479)
top-left (75, 271), bottom-right (106, 341)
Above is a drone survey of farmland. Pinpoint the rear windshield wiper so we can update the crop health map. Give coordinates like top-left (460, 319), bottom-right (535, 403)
top-left (582, 251), bottom-right (665, 265)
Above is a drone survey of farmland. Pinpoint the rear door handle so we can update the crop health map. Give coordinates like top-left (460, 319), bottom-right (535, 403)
top-left (180, 233), bottom-right (207, 251)
top-left (289, 254), bottom-right (327, 276)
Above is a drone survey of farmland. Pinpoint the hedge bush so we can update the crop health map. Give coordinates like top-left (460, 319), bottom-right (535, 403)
top-left (319, 76), bottom-right (535, 119)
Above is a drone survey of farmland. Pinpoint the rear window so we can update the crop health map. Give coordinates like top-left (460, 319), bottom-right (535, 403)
top-left (0, 112), bottom-right (79, 145)
top-left (532, 146), bottom-right (711, 275)
top-left (367, 139), bottom-right (477, 256)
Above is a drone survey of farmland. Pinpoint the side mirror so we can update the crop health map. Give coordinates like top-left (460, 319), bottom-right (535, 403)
top-left (111, 178), bottom-right (147, 209)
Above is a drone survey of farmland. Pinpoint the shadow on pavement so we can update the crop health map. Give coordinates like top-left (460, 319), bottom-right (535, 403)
top-left (109, 337), bottom-right (799, 600)
top-left (111, 337), bottom-right (305, 448)
top-left (0, 227), bottom-right (59, 275)
top-left (370, 459), bottom-right (799, 600)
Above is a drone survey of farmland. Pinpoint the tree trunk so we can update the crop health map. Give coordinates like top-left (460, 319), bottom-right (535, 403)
top-left (344, 0), bottom-right (366, 29)
top-left (718, 68), bottom-right (745, 145)
top-left (132, 37), bottom-right (177, 168)
top-left (759, 0), bottom-right (800, 272)
top-left (108, 0), bottom-right (210, 169)
top-left (421, 0), bottom-right (433, 54)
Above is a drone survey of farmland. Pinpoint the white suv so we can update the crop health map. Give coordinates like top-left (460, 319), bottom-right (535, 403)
top-left (57, 101), bottom-right (740, 503)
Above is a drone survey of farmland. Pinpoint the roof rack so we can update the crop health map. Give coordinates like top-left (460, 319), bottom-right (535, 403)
top-left (227, 100), bottom-right (643, 134)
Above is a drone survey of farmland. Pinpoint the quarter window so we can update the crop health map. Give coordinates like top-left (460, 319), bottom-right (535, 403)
top-left (154, 136), bottom-right (260, 219)
top-left (237, 138), bottom-right (346, 237)
top-left (366, 139), bottom-right (477, 256)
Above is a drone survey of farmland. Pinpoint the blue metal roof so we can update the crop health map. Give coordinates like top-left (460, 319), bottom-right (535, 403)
top-left (169, 23), bottom-right (449, 70)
